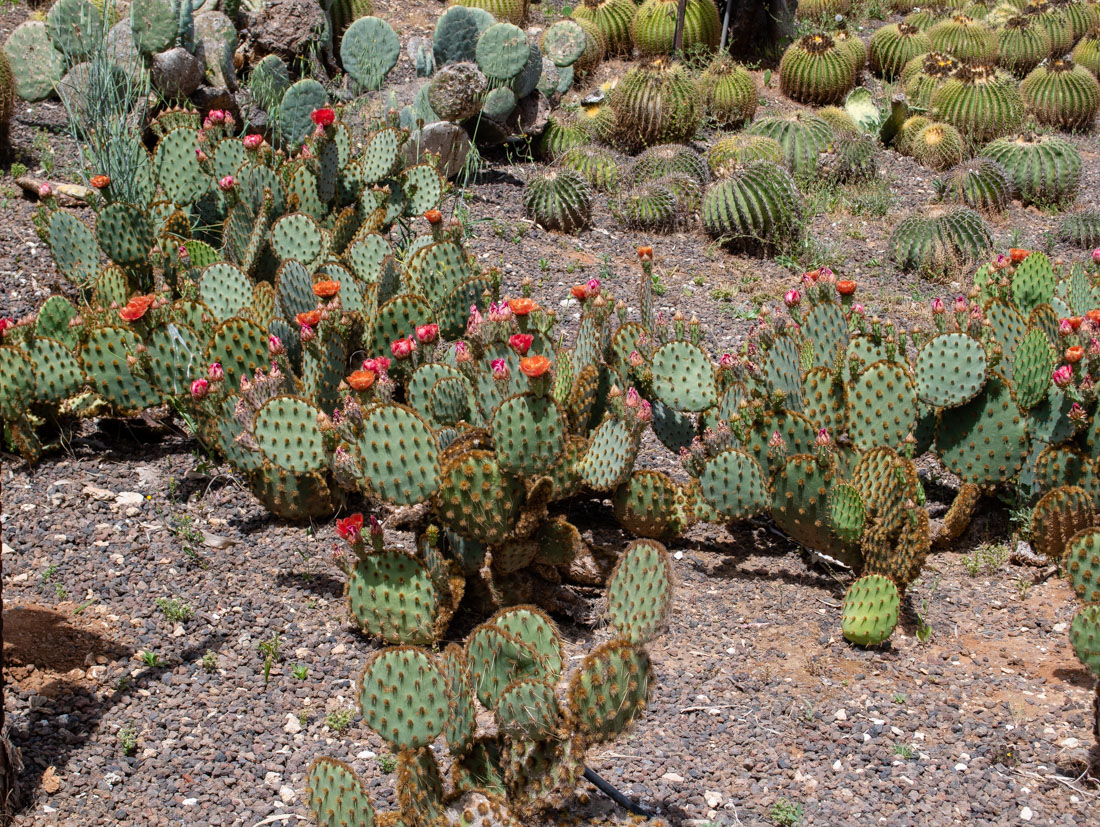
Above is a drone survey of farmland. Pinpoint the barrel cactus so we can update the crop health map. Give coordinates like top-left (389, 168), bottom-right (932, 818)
top-left (889, 206), bottom-right (993, 277)
top-left (1072, 28), bottom-right (1100, 77)
top-left (523, 168), bottom-right (593, 233)
top-left (571, 0), bottom-right (635, 56)
top-left (630, 143), bottom-right (709, 186)
top-left (610, 181), bottom-right (680, 231)
top-left (930, 63), bottom-right (1024, 145)
top-left (452, 0), bottom-right (526, 26)
top-left (779, 33), bottom-right (858, 105)
top-left (610, 59), bottom-right (702, 150)
top-left (902, 51), bottom-right (963, 108)
top-left (1025, 1), bottom-right (1075, 57)
top-left (557, 145), bottom-right (623, 192)
top-left (927, 14), bottom-right (1000, 62)
top-left (821, 136), bottom-right (879, 183)
top-left (817, 105), bottom-right (861, 136)
top-left (745, 111), bottom-right (836, 181)
top-left (997, 16), bottom-right (1052, 76)
top-left (631, 0), bottom-right (720, 57)
top-left (911, 122), bottom-right (967, 171)
top-left (1056, 0), bottom-right (1100, 41)
top-left (937, 158), bottom-right (1011, 213)
top-left (537, 114), bottom-right (593, 161)
top-left (796, 0), bottom-right (854, 19)
top-left (700, 161), bottom-right (803, 254)
top-left (706, 134), bottom-right (784, 177)
top-left (895, 114), bottom-right (932, 154)
top-left (869, 23), bottom-right (932, 80)
top-left (980, 133), bottom-right (1083, 207)
top-left (831, 27), bottom-right (868, 75)
top-left (1020, 57), bottom-right (1100, 130)
top-left (905, 8), bottom-right (946, 31)
top-left (1057, 211), bottom-right (1100, 248)
top-left (698, 55), bottom-right (757, 127)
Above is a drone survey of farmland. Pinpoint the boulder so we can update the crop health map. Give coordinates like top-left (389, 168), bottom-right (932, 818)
top-left (151, 47), bottom-right (205, 99)
top-left (402, 121), bottom-right (471, 181)
top-left (194, 10), bottom-right (239, 91)
top-left (248, 0), bottom-right (329, 63)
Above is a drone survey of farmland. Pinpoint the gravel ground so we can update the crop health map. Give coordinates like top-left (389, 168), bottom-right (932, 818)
top-left (3, 1), bottom-right (1100, 825)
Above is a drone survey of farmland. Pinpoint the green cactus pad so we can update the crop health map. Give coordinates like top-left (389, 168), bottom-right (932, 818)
top-left (306, 757), bottom-right (375, 827)
top-left (154, 128), bottom-right (210, 205)
top-left (852, 447), bottom-right (921, 540)
top-left (270, 213), bottom-right (326, 270)
top-left (1031, 486), bottom-right (1094, 562)
top-left (935, 373), bottom-right (1029, 486)
top-left (828, 483), bottom-right (866, 545)
top-left (650, 340), bottom-right (717, 412)
top-left (577, 417), bottom-right (636, 491)
top-left (847, 361), bottom-right (917, 452)
top-left (4, 22), bottom-right (65, 102)
top-left (277, 79), bottom-right (328, 148)
top-left (200, 262), bottom-right (253, 321)
top-left (495, 679), bottom-right (560, 740)
top-left (205, 318), bottom-right (269, 390)
top-left (697, 449), bottom-right (769, 521)
top-left (369, 294), bottom-right (434, 358)
top-left (476, 22), bottom-right (530, 80)
top-left (1011, 251), bottom-right (1056, 313)
top-left (606, 540), bottom-right (673, 645)
top-left (490, 393), bottom-right (566, 477)
top-left (96, 203), bottom-right (154, 267)
top-left (1010, 328), bottom-right (1053, 410)
top-left (612, 469), bottom-right (683, 539)
top-left (567, 640), bottom-right (651, 745)
top-left (341, 16), bottom-right (400, 90)
top-left (436, 449), bottom-right (523, 544)
top-left (915, 333), bottom-right (987, 408)
top-left (802, 367), bottom-right (848, 434)
top-left (80, 326), bottom-right (163, 413)
top-left (144, 323), bottom-right (202, 397)
top-left (358, 646), bottom-right (449, 750)
top-left (0, 346), bottom-right (35, 420)
top-left (841, 574), bottom-right (901, 646)
top-left (440, 644), bottom-right (477, 755)
top-left (491, 606), bottom-right (565, 680)
top-left (396, 748), bottom-right (444, 826)
top-left (28, 337), bottom-right (83, 404)
top-left (252, 395), bottom-right (325, 472)
top-left (465, 625), bottom-right (544, 711)
top-left (47, 0), bottom-right (100, 61)
top-left (353, 404), bottom-right (439, 505)
top-left (401, 164), bottom-right (443, 217)
top-left (542, 20), bottom-right (587, 67)
top-left (47, 210), bottom-right (99, 289)
top-left (1070, 603), bottom-right (1100, 676)
top-left (1064, 529), bottom-right (1100, 604)
top-left (348, 550), bottom-right (441, 645)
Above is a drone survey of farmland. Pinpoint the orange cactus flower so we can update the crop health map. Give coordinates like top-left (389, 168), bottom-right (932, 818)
top-left (836, 280), bottom-right (857, 296)
top-left (118, 294), bottom-right (154, 322)
top-left (295, 309), bottom-right (322, 328)
top-left (1067, 316), bottom-right (1083, 331)
top-left (312, 280), bottom-right (340, 298)
top-left (1009, 248), bottom-right (1031, 263)
top-left (346, 369), bottom-right (376, 391)
top-left (1065, 345), bottom-right (1085, 363)
top-left (571, 284), bottom-right (588, 300)
top-left (508, 297), bottom-right (538, 316)
top-left (90, 175), bottom-right (111, 189)
top-left (424, 209), bottom-right (443, 224)
top-left (519, 355), bottom-right (551, 378)
top-left (637, 245), bottom-right (653, 260)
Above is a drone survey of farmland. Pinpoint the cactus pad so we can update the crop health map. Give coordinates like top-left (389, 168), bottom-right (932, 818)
top-left (306, 757), bottom-right (375, 827)
top-left (1065, 529), bottom-right (1100, 604)
top-left (567, 640), bottom-right (651, 744)
top-left (841, 574), bottom-right (901, 646)
top-left (359, 646), bottom-right (448, 750)
top-left (606, 539), bottom-right (673, 645)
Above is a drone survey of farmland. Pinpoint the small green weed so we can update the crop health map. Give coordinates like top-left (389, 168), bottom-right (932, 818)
top-left (325, 708), bottom-right (354, 733)
top-left (769, 798), bottom-right (803, 826)
top-left (292, 664), bottom-right (309, 680)
top-left (894, 743), bottom-right (915, 759)
top-left (377, 753), bottom-right (397, 774)
top-left (200, 650), bottom-right (218, 673)
top-left (117, 724), bottom-right (137, 756)
top-left (154, 597), bottom-right (194, 623)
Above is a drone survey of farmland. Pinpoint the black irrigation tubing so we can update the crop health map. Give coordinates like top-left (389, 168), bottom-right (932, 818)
top-left (583, 766), bottom-right (657, 818)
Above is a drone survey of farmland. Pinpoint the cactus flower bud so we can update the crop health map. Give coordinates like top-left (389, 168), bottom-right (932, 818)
top-left (628, 350), bottom-right (644, 367)
top-left (491, 358), bottom-right (509, 380)
top-left (719, 353), bottom-right (735, 368)
top-left (299, 324), bottom-right (315, 343)
top-left (1060, 318), bottom-right (1075, 336)
top-left (1053, 364), bottom-right (1073, 388)
top-left (243, 134), bottom-right (263, 149)
top-left (208, 362), bottom-right (224, 382)
top-left (1092, 248), bottom-right (1100, 264)
top-left (637, 245), bottom-right (653, 260)
top-left (954, 296), bottom-right (967, 314)
top-left (931, 297), bottom-right (946, 314)
top-left (635, 400), bottom-right (653, 422)
top-left (38, 183), bottom-right (52, 198)
top-left (268, 335), bottom-right (284, 355)
top-left (454, 341), bottom-right (473, 363)
top-left (390, 337), bottom-right (416, 358)
top-left (415, 323), bottom-right (439, 344)
top-left (218, 175), bottom-right (235, 191)
top-left (508, 333), bottom-right (533, 355)
top-left (190, 378), bottom-right (209, 399)
top-left (624, 387), bottom-right (641, 407)
top-left (815, 427), bottom-right (830, 446)
top-left (784, 288), bottom-right (801, 308)
top-left (1069, 402), bottom-right (1088, 424)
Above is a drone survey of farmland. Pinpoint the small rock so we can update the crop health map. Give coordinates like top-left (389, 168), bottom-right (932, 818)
top-left (41, 766), bottom-right (60, 794)
top-left (661, 772), bottom-right (684, 783)
top-left (835, 709), bottom-right (847, 720)
top-left (402, 121), bottom-right (471, 181)
top-left (83, 485), bottom-right (114, 502)
top-left (284, 713), bottom-right (302, 735)
top-left (115, 491), bottom-right (144, 508)
top-left (703, 790), bottom-right (723, 808)
top-left (279, 785), bottom-right (297, 804)
top-left (263, 771), bottom-right (281, 789)
top-left (182, 798), bottom-right (197, 806)
top-left (1020, 807), bottom-right (1033, 821)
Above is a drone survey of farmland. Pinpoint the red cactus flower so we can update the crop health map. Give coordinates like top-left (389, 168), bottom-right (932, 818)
top-left (571, 284), bottom-right (588, 300)
top-left (1067, 316), bottom-right (1083, 331)
top-left (90, 174), bottom-right (111, 189)
top-left (118, 294), bottom-right (154, 322)
top-left (508, 333), bottom-right (533, 355)
top-left (1065, 345), bottom-right (1085, 364)
top-left (335, 512), bottom-right (364, 542)
top-left (311, 108), bottom-right (336, 126)
top-left (312, 280), bottom-right (340, 298)
top-left (519, 355), bottom-right (551, 378)
top-left (1009, 248), bottom-right (1031, 263)
top-left (836, 280), bottom-right (857, 296)
top-left (295, 309), bottom-right (322, 328)
top-left (346, 369), bottom-right (376, 391)
top-left (508, 297), bottom-right (538, 316)
top-left (1087, 310), bottom-right (1100, 325)
top-left (424, 209), bottom-right (443, 224)
top-left (637, 246), bottom-right (653, 260)
top-left (415, 323), bottom-right (439, 344)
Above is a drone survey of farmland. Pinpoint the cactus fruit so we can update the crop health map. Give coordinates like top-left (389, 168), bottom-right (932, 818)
top-left (931, 63), bottom-right (1024, 145)
top-left (889, 206), bottom-right (993, 276)
top-left (1057, 212), bottom-right (1100, 248)
top-left (938, 158), bottom-right (1011, 213)
top-left (701, 161), bottom-right (803, 254)
top-left (1065, 528), bottom-right (1100, 603)
top-left (571, 0), bottom-right (635, 56)
top-left (523, 169), bottom-right (593, 233)
top-left (980, 133), bottom-right (1083, 208)
top-left (1020, 58), bottom-right (1100, 130)
top-left (902, 51), bottom-right (963, 108)
top-left (557, 145), bottom-right (622, 192)
top-left (927, 14), bottom-right (1000, 62)
top-left (869, 23), bottom-right (933, 80)
top-left (698, 56), bottom-right (757, 127)
top-left (610, 59), bottom-right (702, 150)
top-left (452, 0), bottom-right (526, 26)
top-left (911, 122), bottom-right (967, 171)
top-left (745, 111), bottom-right (836, 181)
top-left (630, 144), bottom-right (708, 186)
top-left (707, 134), bottom-right (783, 177)
top-left (998, 16), bottom-right (1052, 76)
top-left (1072, 28), bottom-right (1100, 78)
top-left (841, 574), bottom-right (901, 646)
top-left (631, 0), bottom-right (720, 57)
top-left (779, 33), bottom-right (858, 105)
top-left (610, 181), bottom-right (679, 231)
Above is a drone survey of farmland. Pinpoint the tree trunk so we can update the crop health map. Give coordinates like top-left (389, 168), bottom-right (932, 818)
top-left (0, 476), bottom-right (22, 824)
top-left (722, 0), bottom-right (797, 59)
